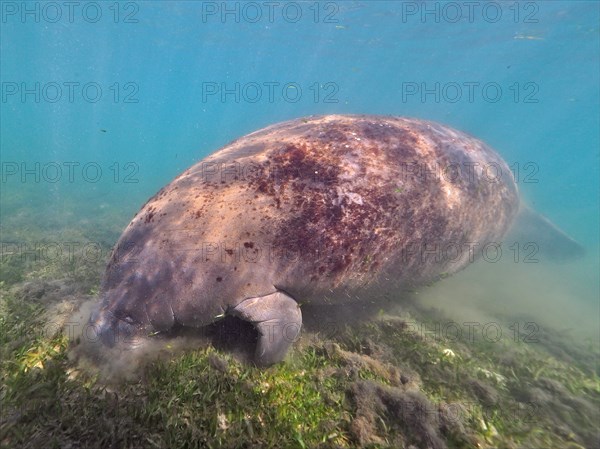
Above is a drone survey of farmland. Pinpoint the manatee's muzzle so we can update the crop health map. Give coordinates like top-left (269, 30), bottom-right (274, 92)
top-left (88, 306), bottom-right (139, 348)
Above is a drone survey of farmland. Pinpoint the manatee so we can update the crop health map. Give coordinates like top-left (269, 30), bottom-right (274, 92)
top-left (88, 115), bottom-right (581, 365)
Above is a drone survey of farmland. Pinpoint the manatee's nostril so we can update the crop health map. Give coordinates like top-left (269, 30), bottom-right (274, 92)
top-left (88, 310), bottom-right (137, 347)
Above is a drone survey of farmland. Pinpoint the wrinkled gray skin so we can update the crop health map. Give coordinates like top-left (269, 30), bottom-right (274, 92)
top-left (89, 115), bottom-right (519, 365)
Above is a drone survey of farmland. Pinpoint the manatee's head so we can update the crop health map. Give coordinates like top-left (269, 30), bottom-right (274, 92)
top-left (87, 254), bottom-right (180, 349)
top-left (88, 290), bottom-right (154, 349)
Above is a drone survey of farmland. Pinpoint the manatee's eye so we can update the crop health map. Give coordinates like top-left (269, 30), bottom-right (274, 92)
top-left (123, 315), bottom-right (135, 325)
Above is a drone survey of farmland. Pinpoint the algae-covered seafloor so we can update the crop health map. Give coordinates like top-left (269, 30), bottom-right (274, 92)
top-left (1, 211), bottom-right (599, 449)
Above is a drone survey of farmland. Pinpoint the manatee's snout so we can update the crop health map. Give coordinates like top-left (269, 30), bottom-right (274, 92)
top-left (88, 305), bottom-right (138, 348)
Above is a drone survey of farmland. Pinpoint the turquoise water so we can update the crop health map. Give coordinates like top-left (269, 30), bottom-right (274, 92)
top-left (1, 2), bottom-right (599, 335)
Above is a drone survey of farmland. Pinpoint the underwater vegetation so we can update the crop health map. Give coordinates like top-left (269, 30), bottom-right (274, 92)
top-left (0, 216), bottom-right (599, 449)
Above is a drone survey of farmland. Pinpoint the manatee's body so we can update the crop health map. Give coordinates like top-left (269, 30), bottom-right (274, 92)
top-left (90, 115), bottom-right (519, 364)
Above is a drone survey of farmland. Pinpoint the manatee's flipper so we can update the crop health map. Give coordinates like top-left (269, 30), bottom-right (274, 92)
top-left (506, 206), bottom-right (584, 262)
top-left (230, 291), bottom-right (302, 366)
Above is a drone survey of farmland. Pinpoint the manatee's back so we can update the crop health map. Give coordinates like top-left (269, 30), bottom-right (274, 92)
top-left (102, 115), bottom-right (519, 313)
top-left (229, 115), bottom-right (519, 303)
